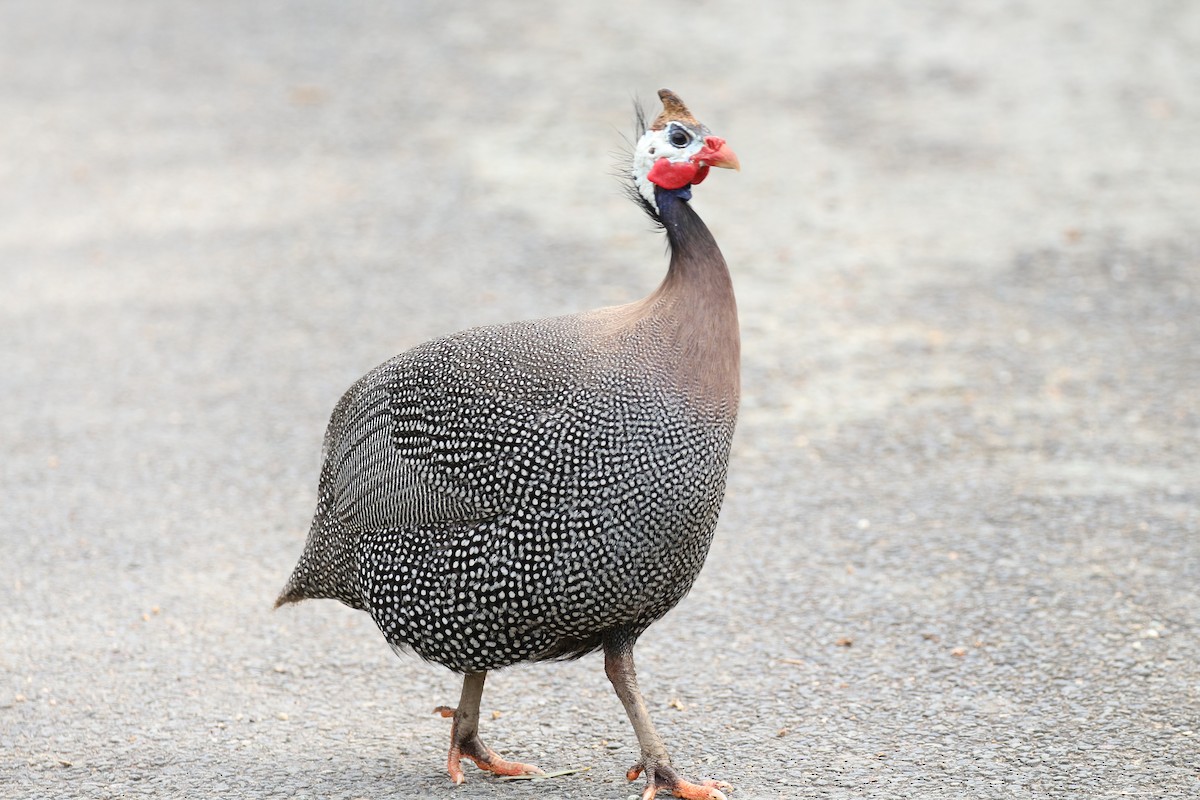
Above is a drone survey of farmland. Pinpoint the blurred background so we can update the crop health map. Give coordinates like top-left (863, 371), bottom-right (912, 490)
top-left (2, 2), bottom-right (1197, 798)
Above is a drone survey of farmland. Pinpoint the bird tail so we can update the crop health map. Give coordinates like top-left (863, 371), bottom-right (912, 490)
top-left (274, 556), bottom-right (314, 608)
top-left (273, 518), bottom-right (364, 610)
top-left (273, 580), bottom-right (303, 609)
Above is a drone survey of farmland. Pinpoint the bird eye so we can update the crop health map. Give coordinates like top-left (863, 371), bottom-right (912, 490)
top-left (668, 128), bottom-right (691, 148)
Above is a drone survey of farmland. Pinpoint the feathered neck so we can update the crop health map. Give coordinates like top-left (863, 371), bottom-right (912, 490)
top-left (637, 185), bottom-right (740, 410)
top-left (655, 185), bottom-right (716, 279)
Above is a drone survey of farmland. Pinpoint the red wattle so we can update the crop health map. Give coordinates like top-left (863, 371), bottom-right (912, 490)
top-left (647, 158), bottom-right (699, 190)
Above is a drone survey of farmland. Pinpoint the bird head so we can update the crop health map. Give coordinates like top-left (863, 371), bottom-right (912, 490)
top-left (632, 89), bottom-right (740, 209)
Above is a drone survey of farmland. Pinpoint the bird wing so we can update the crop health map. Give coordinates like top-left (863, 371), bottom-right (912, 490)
top-left (316, 319), bottom-right (592, 533)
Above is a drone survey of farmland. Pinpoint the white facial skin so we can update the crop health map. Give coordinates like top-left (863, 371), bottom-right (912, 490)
top-left (632, 121), bottom-right (707, 207)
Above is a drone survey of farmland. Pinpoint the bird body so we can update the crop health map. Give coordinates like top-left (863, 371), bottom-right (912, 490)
top-left (278, 90), bottom-right (740, 800)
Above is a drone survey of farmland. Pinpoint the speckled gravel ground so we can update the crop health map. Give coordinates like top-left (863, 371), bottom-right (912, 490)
top-left (2, 2), bottom-right (1197, 798)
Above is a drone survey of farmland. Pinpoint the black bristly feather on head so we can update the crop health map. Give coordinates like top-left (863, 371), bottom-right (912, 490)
top-left (615, 97), bottom-right (664, 228)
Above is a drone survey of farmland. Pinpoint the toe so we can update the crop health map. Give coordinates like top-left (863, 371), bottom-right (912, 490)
top-left (668, 779), bottom-right (728, 800)
top-left (477, 754), bottom-right (544, 778)
top-left (458, 734), bottom-right (543, 778)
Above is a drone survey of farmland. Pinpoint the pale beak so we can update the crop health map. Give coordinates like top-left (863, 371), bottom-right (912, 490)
top-left (696, 135), bottom-right (741, 171)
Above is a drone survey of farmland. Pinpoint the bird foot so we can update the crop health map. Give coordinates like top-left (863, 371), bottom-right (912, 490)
top-left (627, 760), bottom-right (731, 800)
top-left (434, 706), bottom-right (544, 785)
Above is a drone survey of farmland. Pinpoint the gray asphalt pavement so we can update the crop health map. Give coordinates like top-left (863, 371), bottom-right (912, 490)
top-left (2, 2), bottom-right (1198, 798)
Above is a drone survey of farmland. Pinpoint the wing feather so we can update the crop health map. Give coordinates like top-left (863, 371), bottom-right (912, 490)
top-left (315, 317), bottom-right (595, 533)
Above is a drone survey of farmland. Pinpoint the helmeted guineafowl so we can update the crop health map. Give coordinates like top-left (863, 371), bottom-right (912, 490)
top-left (276, 89), bottom-right (741, 800)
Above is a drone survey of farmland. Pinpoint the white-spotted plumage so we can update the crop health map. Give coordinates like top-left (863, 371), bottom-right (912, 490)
top-left (281, 308), bottom-right (734, 672)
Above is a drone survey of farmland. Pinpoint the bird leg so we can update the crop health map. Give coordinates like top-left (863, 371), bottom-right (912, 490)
top-left (604, 643), bottom-right (731, 800)
top-left (433, 670), bottom-right (544, 785)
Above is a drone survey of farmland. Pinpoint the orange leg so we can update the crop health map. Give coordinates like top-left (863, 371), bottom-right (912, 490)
top-left (605, 643), bottom-right (731, 800)
top-left (434, 671), bottom-right (543, 785)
